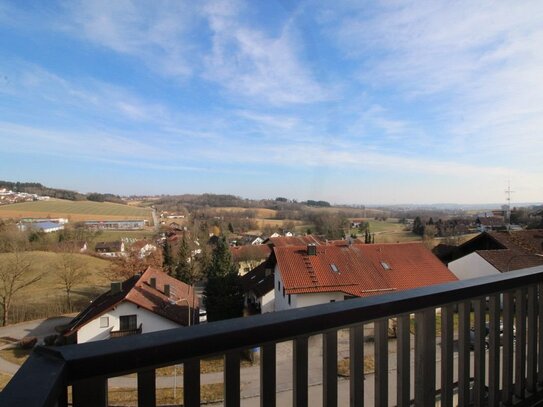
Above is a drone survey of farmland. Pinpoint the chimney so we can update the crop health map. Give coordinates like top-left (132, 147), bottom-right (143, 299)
top-left (307, 243), bottom-right (317, 256)
top-left (164, 284), bottom-right (171, 297)
top-left (149, 277), bottom-right (156, 289)
top-left (111, 282), bottom-right (122, 294)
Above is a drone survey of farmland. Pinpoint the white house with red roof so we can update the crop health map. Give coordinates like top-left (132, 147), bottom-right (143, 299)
top-left (273, 242), bottom-right (457, 311)
top-left (64, 267), bottom-right (198, 344)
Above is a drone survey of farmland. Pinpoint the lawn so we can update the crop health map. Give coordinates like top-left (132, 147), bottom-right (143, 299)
top-left (0, 372), bottom-right (13, 391)
top-left (0, 199), bottom-right (152, 222)
top-left (106, 383), bottom-right (224, 406)
top-left (89, 230), bottom-right (156, 244)
top-left (0, 251), bottom-right (113, 323)
top-left (0, 347), bottom-right (32, 366)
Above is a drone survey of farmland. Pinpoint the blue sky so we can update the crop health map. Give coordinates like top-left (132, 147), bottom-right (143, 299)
top-left (1, 1), bottom-right (542, 204)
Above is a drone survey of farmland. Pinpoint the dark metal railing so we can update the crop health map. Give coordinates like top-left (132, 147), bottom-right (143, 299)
top-left (109, 323), bottom-right (143, 338)
top-left (2, 267), bottom-right (543, 406)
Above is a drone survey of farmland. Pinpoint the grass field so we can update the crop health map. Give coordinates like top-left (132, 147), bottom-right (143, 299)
top-left (213, 207), bottom-right (278, 218)
top-left (0, 251), bottom-right (113, 323)
top-left (89, 230), bottom-right (156, 244)
top-left (0, 199), bottom-right (151, 222)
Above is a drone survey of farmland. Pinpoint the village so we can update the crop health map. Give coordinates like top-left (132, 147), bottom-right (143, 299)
top-left (0, 192), bottom-right (542, 405)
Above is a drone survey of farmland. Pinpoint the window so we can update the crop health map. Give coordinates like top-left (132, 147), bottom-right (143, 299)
top-left (283, 287), bottom-right (285, 297)
top-left (330, 300), bottom-right (336, 303)
top-left (288, 294), bottom-right (291, 305)
top-left (278, 280), bottom-right (281, 291)
top-left (100, 316), bottom-right (109, 328)
top-left (380, 261), bottom-right (391, 270)
top-left (120, 315), bottom-right (137, 331)
top-left (330, 263), bottom-right (339, 273)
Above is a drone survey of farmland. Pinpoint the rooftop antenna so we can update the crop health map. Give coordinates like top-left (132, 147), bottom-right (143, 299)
top-left (505, 181), bottom-right (514, 228)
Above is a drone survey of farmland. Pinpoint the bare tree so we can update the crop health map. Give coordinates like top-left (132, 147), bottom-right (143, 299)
top-left (54, 253), bottom-right (89, 310)
top-left (0, 248), bottom-right (41, 326)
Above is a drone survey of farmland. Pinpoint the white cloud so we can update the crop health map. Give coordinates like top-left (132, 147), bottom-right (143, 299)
top-left (60, 0), bottom-right (198, 78)
top-left (202, 1), bottom-right (330, 105)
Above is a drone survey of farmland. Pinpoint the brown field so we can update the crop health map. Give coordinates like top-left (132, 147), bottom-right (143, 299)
top-left (0, 199), bottom-right (151, 222)
top-left (255, 218), bottom-right (304, 228)
top-left (214, 207), bottom-right (278, 218)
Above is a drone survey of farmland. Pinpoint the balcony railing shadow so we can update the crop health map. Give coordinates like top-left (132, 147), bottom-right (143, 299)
top-left (2, 267), bottom-right (543, 406)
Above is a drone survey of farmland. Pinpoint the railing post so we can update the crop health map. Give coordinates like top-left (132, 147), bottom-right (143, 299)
top-left (397, 315), bottom-right (410, 407)
top-left (458, 301), bottom-right (470, 406)
top-left (503, 291), bottom-right (514, 405)
top-left (260, 343), bottom-right (276, 407)
top-left (527, 285), bottom-right (537, 394)
top-left (184, 359), bottom-right (200, 407)
top-left (488, 294), bottom-right (500, 406)
top-left (323, 330), bottom-right (338, 407)
top-left (414, 308), bottom-right (435, 407)
top-left (539, 283), bottom-right (543, 386)
top-left (515, 287), bottom-right (527, 399)
top-left (293, 336), bottom-right (309, 407)
top-left (440, 305), bottom-right (454, 407)
top-left (374, 318), bottom-right (388, 407)
top-left (137, 369), bottom-right (155, 407)
top-left (224, 351), bottom-right (241, 407)
top-left (473, 298), bottom-right (486, 406)
top-left (349, 325), bottom-right (364, 407)
top-left (72, 377), bottom-right (108, 407)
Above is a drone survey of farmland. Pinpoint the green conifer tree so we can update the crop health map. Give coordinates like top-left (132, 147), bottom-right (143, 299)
top-left (203, 236), bottom-right (244, 321)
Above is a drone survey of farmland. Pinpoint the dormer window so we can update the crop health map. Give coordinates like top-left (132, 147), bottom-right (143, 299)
top-left (380, 261), bottom-right (391, 270)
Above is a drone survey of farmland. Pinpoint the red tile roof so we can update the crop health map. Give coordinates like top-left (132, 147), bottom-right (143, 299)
top-left (230, 244), bottom-right (272, 262)
top-left (65, 267), bottom-right (198, 335)
top-left (268, 235), bottom-right (324, 247)
top-left (275, 242), bottom-right (457, 297)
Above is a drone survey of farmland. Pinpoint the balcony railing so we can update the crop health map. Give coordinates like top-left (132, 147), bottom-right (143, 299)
top-left (2, 266), bottom-right (543, 406)
top-left (110, 323), bottom-right (143, 339)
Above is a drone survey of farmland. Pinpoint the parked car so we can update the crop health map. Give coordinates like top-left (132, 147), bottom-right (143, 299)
top-left (469, 322), bottom-right (515, 349)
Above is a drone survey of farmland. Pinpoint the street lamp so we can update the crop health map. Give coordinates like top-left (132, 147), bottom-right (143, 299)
top-left (506, 253), bottom-right (543, 272)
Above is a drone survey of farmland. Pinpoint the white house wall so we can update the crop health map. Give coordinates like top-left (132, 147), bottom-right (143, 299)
top-left (77, 301), bottom-right (181, 343)
top-left (261, 290), bottom-right (275, 313)
top-left (274, 264), bottom-right (345, 311)
top-left (448, 252), bottom-right (499, 280)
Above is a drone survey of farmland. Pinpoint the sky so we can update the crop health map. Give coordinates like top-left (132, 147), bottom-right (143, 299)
top-left (0, 1), bottom-right (542, 205)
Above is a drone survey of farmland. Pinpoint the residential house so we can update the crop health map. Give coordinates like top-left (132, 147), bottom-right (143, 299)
top-left (476, 216), bottom-right (505, 232)
top-left (240, 260), bottom-right (275, 314)
top-left (274, 242), bottom-right (457, 311)
top-left (95, 241), bottom-right (125, 257)
top-left (63, 267), bottom-right (198, 343)
top-left (448, 230), bottom-right (543, 280)
top-left (231, 244), bottom-right (272, 275)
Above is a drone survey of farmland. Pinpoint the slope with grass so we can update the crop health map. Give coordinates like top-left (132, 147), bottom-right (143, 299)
top-left (0, 199), bottom-right (151, 222)
top-left (0, 251), bottom-right (113, 323)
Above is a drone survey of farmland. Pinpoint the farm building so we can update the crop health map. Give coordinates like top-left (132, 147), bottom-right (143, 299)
top-left (84, 220), bottom-right (146, 230)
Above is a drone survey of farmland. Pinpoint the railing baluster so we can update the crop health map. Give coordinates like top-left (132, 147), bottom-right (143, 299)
top-left (224, 351), bottom-right (241, 407)
top-left (184, 359), bottom-right (200, 407)
top-left (397, 315), bottom-right (410, 407)
top-left (293, 336), bottom-right (309, 407)
top-left (137, 369), bottom-right (156, 407)
top-left (503, 291), bottom-right (514, 405)
top-left (349, 324), bottom-right (364, 407)
top-left (260, 343), bottom-right (276, 407)
top-left (323, 330), bottom-right (338, 407)
top-left (527, 285), bottom-right (537, 394)
top-left (515, 287), bottom-right (527, 399)
top-left (441, 305), bottom-right (453, 407)
top-left (415, 309), bottom-right (435, 407)
top-left (488, 294), bottom-right (500, 406)
top-left (539, 282), bottom-right (543, 386)
top-left (458, 301), bottom-right (470, 406)
top-left (72, 377), bottom-right (108, 407)
top-left (375, 318), bottom-right (388, 406)
top-left (473, 298), bottom-right (486, 406)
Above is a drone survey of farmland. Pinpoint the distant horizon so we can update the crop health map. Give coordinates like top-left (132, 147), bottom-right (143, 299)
top-left (2, 178), bottom-right (541, 209)
top-left (1, 2), bottom-right (542, 204)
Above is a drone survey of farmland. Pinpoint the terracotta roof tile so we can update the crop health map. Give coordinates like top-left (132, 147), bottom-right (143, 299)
top-left (275, 242), bottom-right (457, 297)
top-left (65, 267), bottom-right (198, 335)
